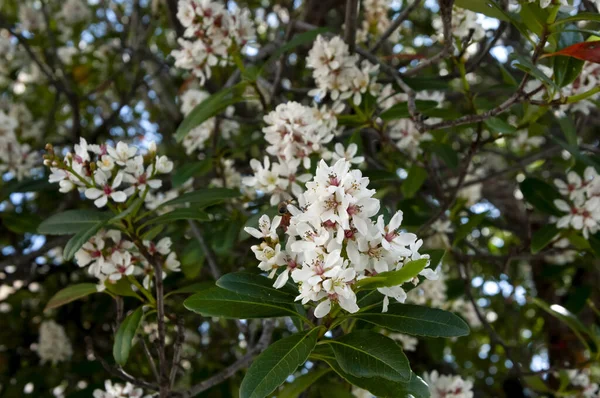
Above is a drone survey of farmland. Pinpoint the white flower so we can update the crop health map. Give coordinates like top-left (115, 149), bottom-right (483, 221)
top-left (93, 380), bottom-right (151, 398)
top-left (107, 142), bottom-right (137, 165)
top-left (85, 170), bottom-right (128, 207)
top-left (331, 143), bottom-right (364, 164)
top-left (165, 252), bottom-right (181, 272)
top-left (155, 155), bottom-right (174, 174)
top-left (103, 251), bottom-right (135, 281)
top-left (423, 370), bottom-right (474, 398)
top-left (389, 333), bottom-right (418, 351)
top-left (37, 320), bottom-right (73, 365)
top-left (244, 214), bottom-right (282, 240)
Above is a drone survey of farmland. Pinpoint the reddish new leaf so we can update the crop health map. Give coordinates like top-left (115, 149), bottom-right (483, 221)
top-left (541, 41), bottom-right (600, 64)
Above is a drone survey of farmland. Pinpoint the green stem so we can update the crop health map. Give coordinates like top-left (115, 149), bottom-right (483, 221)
top-left (128, 275), bottom-right (156, 305)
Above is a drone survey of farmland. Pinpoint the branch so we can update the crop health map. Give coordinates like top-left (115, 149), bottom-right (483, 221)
top-left (343, 0), bottom-right (359, 53)
top-left (188, 220), bottom-right (221, 280)
top-left (369, 0), bottom-right (422, 52)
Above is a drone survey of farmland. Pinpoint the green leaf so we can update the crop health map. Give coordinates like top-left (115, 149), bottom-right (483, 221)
top-left (380, 100), bottom-right (438, 121)
top-left (484, 117), bottom-right (517, 134)
top-left (266, 28), bottom-right (331, 64)
top-left (524, 375), bottom-right (553, 393)
top-left (37, 209), bottom-right (111, 235)
top-left (159, 188), bottom-right (240, 210)
top-left (216, 272), bottom-right (297, 304)
top-left (355, 258), bottom-right (429, 290)
top-left (175, 83), bottom-right (247, 142)
top-left (453, 211), bottom-right (488, 245)
top-left (454, 0), bottom-right (510, 21)
top-left (520, 3), bottom-right (549, 37)
top-left (184, 287), bottom-right (300, 319)
top-left (401, 166), bottom-right (427, 199)
top-left (180, 242), bottom-right (205, 279)
top-left (315, 347), bottom-right (429, 398)
top-left (426, 142), bottom-right (459, 169)
top-left (423, 249), bottom-right (445, 268)
top-left (172, 159), bottom-right (212, 188)
top-left (113, 307), bottom-right (144, 366)
top-left (510, 53), bottom-right (559, 91)
top-left (166, 282), bottom-right (214, 297)
top-left (532, 298), bottom-right (595, 353)
top-left (349, 303), bottom-right (470, 337)
top-left (63, 221), bottom-right (106, 261)
top-left (519, 177), bottom-right (562, 216)
top-left (550, 136), bottom-right (600, 172)
top-left (531, 224), bottom-right (559, 254)
top-left (240, 328), bottom-right (321, 398)
top-left (141, 224), bottom-right (165, 240)
top-left (551, 12), bottom-right (600, 27)
top-left (105, 278), bottom-right (140, 299)
top-left (143, 208), bottom-right (210, 227)
top-left (589, 232), bottom-right (600, 258)
top-left (327, 330), bottom-right (411, 382)
top-left (2, 212), bottom-right (41, 234)
top-left (557, 115), bottom-right (577, 146)
top-left (277, 368), bottom-right (330, 398)
top-left (45, 283), bottom-right (99, 311)
top-left (553, 26), bottom-right (585, 88)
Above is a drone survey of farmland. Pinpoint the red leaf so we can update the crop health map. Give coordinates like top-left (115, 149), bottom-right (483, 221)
top-left (541, 41), bottom-right (600, 64)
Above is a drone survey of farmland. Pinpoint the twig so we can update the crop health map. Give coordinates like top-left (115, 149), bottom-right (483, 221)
top-left (188, 221), bottom-right (221, 280)
top-left (169, 317), bottom-right (185, 388)
top-left (369, 0), bottom-right (422, 52)
top-left (141, 337), bottom-right (161, 384)
top-left (344, 0), bottom-right (359, 53)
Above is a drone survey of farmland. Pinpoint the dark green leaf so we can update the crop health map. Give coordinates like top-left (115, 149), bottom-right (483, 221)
top-left (553, 26), bottom-right (585, 88)
top-left (144, 208), bottom-right (210, 226)
top-left (454, 0), bottom-right (510, 21)
top-left (113, 307), bottom-right (144, 366)
top-left (453, 211), bottom-right (488, 245)
top-left (550, 136), bottom-right (600, 172)
top-left (519, 3), bottom-right (548, 37)
top-left (380, 100), bottom-right (438, 121)
top-left (350, 303), bottom-right (470, 337)
top-left (240, 328), bottom-right (321, 398)
top-left (510, 53), bottom-right (559, 91)
top-left (327, 330), bottom-right (411, 382)
top-left (105, 278), bottom-right (140, 299)
top-left (519, 177), bottom-right (562, 216)
top-left (166, 282), bottom-right (214, 297)
top-left (401, 166), bottom-right (427, 199)
top-left (216, 272), bottom-right (297, 304)
top-left (63, 221), bottom-right (106, 261)
top-left (552, 12), bottom-right (600, 27)
top-left (184, 287), bottom-right (300, 319)
top-left (355, 259), bottom-right (429, 290)
top-left (277, 368), bottom-right (330, 398)
top-left (484, 117), bottom-right (517, 134)
top-left (37, 209), bottom-right (111, 235)
top-left (426, 142), bottom-right (459, 169)
top-left (589, 232), bottom-right (600, 258)
top-left (172, 159), bottom-right (212, 188)
top-left (175, 83), bottom-right (247, 142)
top-left (531, 224), bottom-right (559, 254)
top-left (45, 284), bottom-right (99, 311)
top-left (2, 212), bottom-right (41, 234)
top-left (159, 188), bottom-right (240, 209)
top-left (267, 28), bottom-right (331, 64)
top-left (557, 115), bottom-right (577, 146)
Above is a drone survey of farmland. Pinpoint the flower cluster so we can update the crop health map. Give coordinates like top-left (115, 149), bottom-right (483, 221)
top-left (423, 370), bottom-right (474, 398)
top-left (58, 0), bottom-right (92, 24)
top-left (37, 320), bottom-right (73, 365)
top-left (307, 35), bottom-right (379, 105)
top-left (553, 167), bottom-right (600, 239)
top-left (563, 368), bottom-right (599, 397)
top-left (245, 159), bottom-right (438, 318)
top-left (562, 62), bottom-right (600, 115)
top-left (356, 0), bottom-right (400, 44)
top-left (172, 0), bottom-right (255, 85)
top-left (93, 381), bottom-right (151, 398)
top-left (243, 101), bottom-right (347, 205)
top-left (44, 138), bottom-right (173, 208)
top-left (179, 88), bottom-right (239, 156)
top-left (0, 109), bottom-right (40, 180)
top-left (75, 230), bottom-right (180, 290)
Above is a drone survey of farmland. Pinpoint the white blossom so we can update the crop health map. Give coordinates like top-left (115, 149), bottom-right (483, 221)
top-left (38, 320), bottom-right (73, 365)
top-left (423, 370), bottom-right (474, 398)
top-left (93, 381), bottom-right (151, 398)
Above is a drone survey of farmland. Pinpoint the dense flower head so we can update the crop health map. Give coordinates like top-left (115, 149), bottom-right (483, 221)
top-left (37, 320), bottom-right (73, 365)
top-left (245, 159), bottom-right (439, 317)
top-left (307, 35), bottom-right (380, 105)
top-left (433, 6), bottom-right (485, 44)
top-left (74, 230), bottom-right (180, 290)
top-left (563, 368), bottom-right (600, 397)
top-left (553, 166), bottom-right (600, 239)
top-left (44, 138), bottom-right (173, 209)
top-left (171, 0), bottom-right (256, 85)
top-left (93, 381), bottom-right (151, 398)
top-left (423, 370), bottom-right (474, 398)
